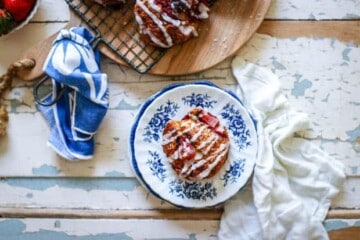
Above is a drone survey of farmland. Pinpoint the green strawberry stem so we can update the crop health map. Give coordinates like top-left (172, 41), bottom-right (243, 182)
top-left (0, 8), bottom-right (17, 36)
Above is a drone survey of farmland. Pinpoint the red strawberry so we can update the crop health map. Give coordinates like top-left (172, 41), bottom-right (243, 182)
top-left (3, 0), bottom-right (36, 22)
top-left (199, 111), bottom-right (219, 128)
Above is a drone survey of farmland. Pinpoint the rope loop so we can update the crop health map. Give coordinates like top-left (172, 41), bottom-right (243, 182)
top-left (0, 58), bottom-right (36, 137)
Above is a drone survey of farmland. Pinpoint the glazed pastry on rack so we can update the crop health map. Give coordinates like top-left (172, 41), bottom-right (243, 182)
top-left (134, 0), bottom-right (210, 48)
top-left (162, 108), bottom-right (230, 181)
top-left (92, 0), bottom-right (126, 7)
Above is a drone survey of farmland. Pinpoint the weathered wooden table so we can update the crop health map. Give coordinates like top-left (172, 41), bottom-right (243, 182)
top-left (0, 0), bottom-right (359, 239)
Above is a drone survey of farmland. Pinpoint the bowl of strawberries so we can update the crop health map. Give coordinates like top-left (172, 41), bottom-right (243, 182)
top-left (0, 0), bottom-right (39, 37)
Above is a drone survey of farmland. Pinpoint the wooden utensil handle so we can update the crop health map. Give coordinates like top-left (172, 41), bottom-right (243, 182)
top-left (16, 33), bottom-right (57, 81)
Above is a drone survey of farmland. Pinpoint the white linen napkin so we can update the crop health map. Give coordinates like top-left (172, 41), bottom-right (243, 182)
top-left (218, 57), bottom-right (346, 240)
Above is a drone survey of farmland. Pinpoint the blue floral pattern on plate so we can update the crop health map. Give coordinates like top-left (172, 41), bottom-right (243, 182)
top-left (221, 104), bottom-right (252, 151)
top-left (129, 81), bottom-right (258, 208)
top-left (182, 93), bottom-right (217, 108)
top-left (146, 151), bottom-right (167, 182)
top-left (221, 159), bottom-right (246, 187)
top-left (143, 100), bottom-right (179, 143)
top-left (169, 180), bottom-right (217, 200)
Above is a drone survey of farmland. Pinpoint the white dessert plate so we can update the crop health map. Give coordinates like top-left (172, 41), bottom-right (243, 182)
top-left (129, 81), bottom-right (258, 208)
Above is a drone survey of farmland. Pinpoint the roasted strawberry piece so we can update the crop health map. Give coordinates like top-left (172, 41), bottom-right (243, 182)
top-left (199, 110), bottom-right (219, 129)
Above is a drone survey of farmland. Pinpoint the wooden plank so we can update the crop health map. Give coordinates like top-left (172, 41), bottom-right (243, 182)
top-left (332, 177), bottom-right (360, 209)
top-left (1, 21), bottom-right (359, 75)
top-left (29, 0), bottom-right (360, 22)
top-left (0, 176), bottom-right (358, 210)
top-left (329, 227), bottom-right (360, 240)
top-left (325, 219), bottom-right (360, 240)
top-left (258, 20), bottom-right (360, 44)
top-left (0, 218), bottom-right (358, 239)
top-left (2, 34), bottom-right (359, 177)
top-left (0, 218), bottom-right (219, 239)
top-left (0, 207), bottom-right (360, 220)
top-left (20, 0), bottom-right (271, 80)
top-left (0, 208), bottom-right (223, 220)
top-left (327, 210), bottom-right (360, 219)
top-left (266, 0), bottom-right (360, 20)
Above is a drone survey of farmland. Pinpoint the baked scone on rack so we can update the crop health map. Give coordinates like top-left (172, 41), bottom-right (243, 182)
top-left (162, 108), bottom-right (230, 181)
top-left (134, 0), bottom-right (210, 48)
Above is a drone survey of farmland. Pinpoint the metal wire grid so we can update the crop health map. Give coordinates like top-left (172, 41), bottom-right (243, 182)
top-left (64, 0), bottom-right (166, 73)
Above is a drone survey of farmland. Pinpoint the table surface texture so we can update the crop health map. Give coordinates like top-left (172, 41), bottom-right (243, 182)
top-left (0, 0), bottom-right (359, 239)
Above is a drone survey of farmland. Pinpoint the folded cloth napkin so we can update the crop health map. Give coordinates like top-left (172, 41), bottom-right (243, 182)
top-left (218, 57), bottom-right (346, 239)
top-left (37, 27), bottom-right (109, 160)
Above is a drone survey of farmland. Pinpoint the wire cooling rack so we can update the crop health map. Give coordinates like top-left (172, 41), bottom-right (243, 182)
top-left (64, 0), bottom-right (217, 73)
top-left (64, 0), bottom-right (166, 73)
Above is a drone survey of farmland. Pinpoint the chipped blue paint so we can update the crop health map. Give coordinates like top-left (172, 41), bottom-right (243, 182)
top-left (54, 220), bottom-right (61, 228)
top-left (114, 100), bottom-right (139, 110)
top-left (146, 234), bottom-right (198, 240)
top-left (346, 125), bottom-right (360, 142)
top-left (342, 48), bottom-right (352, 61)
top-left (113, 137), bottom-right (120, 141)
top-left (330, 38), bottom-right (336, 48)
top-left (32, 164), bottom-right (61, 176)
top-left (9, 99), bottom-right (23, 113)
top-left (0, 219), bottom-right (25, 234)
top-left (349, 101), bottom-right (360, 106)
top-left (271, 58), bottom-right (286, 71)
top-left (345, 13), bottom-right (360, 19)
top-left (0, 220), bottom-right (133, 240)
top-left (351, 166), bottom-right (358, 175)
top-left (291, 79), bottom-right (313, 97)
top-left (324, 220), bottom-right (349, 231)
top-left (4, 178), bottom-right (140, 192)
top-left (26, 193), bottom-right (33, 198)
top-left (308, 13), bottom-right (316, 19)
top-left (104, 171), bottom-right (126, 177)
top-left (321, 93), bottom-right (330, 102)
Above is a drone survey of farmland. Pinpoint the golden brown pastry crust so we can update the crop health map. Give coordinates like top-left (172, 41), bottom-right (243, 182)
top-left (162, 108), bottom-right (230, 181)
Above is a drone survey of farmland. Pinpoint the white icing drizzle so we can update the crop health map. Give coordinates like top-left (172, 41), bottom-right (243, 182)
top-left (181, 142), bottom-right (229, 181)
top-left (162, 13), bottom-right (181, 26)
top-left (135, 0), bottom-right (208, 47)
top-left (196, 3), bottom-right (209, 19)
top-left (162, 111), bottom-right (229, 181)
top-left (179, 25), bottom-right (198, 36)
top-left (162, 127), bottom-right (180, 145)
top-left (194, 142), bottom-right (229, 180)
top-left (202, 133), bottom-right (218, 155)
top-left (148, 0), bottom-right (161, 12)
top-left (161, 13), bottom-right (197, 37)
top-left (136, 0), bottom-right (173, 47)
top-left (180, 0), bottom-right (192, 8)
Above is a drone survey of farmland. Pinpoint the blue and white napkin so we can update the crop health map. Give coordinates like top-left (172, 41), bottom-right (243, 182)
top-left (218, 57), bottom-right (346, 239)
top-left (38, 27), bottom-right (109, 160)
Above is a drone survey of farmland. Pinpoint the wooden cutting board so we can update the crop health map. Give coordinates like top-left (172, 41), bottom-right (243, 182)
top-left (17, 0), bottom-right (271, 81)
